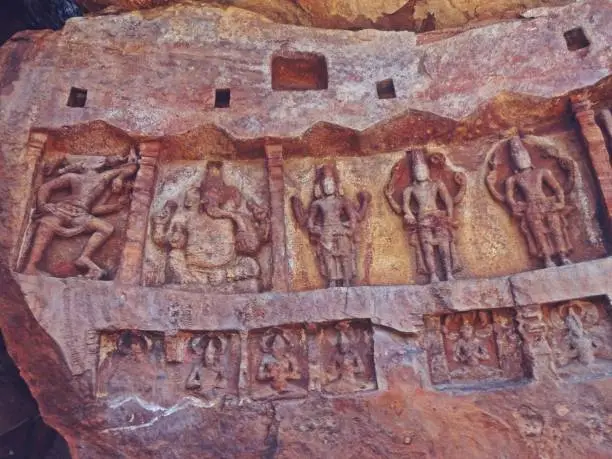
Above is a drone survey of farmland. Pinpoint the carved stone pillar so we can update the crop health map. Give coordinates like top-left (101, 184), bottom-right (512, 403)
top-left (516, 305), bottom-right (556, 381)
top-left (116, 140), bottom-right (160, 284)
top-left (571, 95), bottom-right (612, 231)
top-left (264, 144), bottom-right (290, 292)
top-left (423, 315), bottom-right (450, 385)
top-left (14, 131), bottom-right (48, 271)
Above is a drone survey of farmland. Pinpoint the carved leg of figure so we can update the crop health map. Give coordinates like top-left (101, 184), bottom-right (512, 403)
top-left (527, 215), bottom-right (554, 268)
top-left (341, 255), bottom-right (353, 287)
top-left (75, 218), bottom-right (114, 279)
top-left (422, 243), bottom-right (439, 283)
top-left (547, 213), bottom-right (572, 265)
top-left (439, 242), bottom-right (454, 282)
top-left (23, 220), bottom-right (59, 275)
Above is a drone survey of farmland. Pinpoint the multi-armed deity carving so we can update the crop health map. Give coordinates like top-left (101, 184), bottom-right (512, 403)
top-left (385, 149), bottom-right (466, 283)
top-left (250, 327), bottom-right (307, 400)
top-left (426, 309), bottom-right (524, 385)
top-left (291, 164), bottom-right (370, 288)
top-left (21, 151), bottom-right (139, 279)
top-left (543, 299), bottom-right (612, 376)
top-left (486, 133), bottom-right (576, 268)
top-left (149, 161), bottom-right (271, 293)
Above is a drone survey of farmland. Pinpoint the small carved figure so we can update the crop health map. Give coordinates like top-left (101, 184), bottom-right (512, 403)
top-left (23, 152), bottom-right (138, 279)
top-left (254, 329), bottom-right (305, 400)
top-left (486, 134), bottom-right (575, 268)
top-left (150, 162), bottom-right (270, 292)
top-left (549, 301), bottom-right (601, 368)
top-left (291, 164), bottom-right (370, 288)
top-left (385, 150), bottom-right (465, 283)
top-left (186, 335), bottom-right (228, 395)
top-left (323, 321), bottom-right (367, 393)
top-left (447, 318), bottom-right (490, 367)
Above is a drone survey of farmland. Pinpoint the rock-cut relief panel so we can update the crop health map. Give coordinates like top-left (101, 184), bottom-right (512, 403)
top-left (425, 309), bottom-right (524, 386)
top-left (317, 320), bottom-right (376, 394)
top-left (291, 163), bottom-right (370, 288)
top-left (486, 133), bottom-right (577, 269)
top-left (543, 298), bottom-right (612, 379)
top-left (144, 160), bottom-right (271, 294)
top-left (97, 330), bottom-right (240, 405)
top-left (385, 149), bottom-right (466, 284)
top-left (248, 326), bottom-right (308, 401)
top-left (19, 151), bottom-right (139, 279)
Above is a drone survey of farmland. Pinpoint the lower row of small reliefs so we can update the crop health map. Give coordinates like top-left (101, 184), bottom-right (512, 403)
top-left (424, 300), bottom-right (612, 387)
top-left (20, 131), bottom-right (590, 289)
top-left (96, 320), bottom-right (376, 403)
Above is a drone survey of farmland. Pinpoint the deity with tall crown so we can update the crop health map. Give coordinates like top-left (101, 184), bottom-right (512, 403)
top-left (486, 132), bottom-right (575, 268)
top-left (385, 149), bottom-right (466, 283)
top-left (291, 163), bottom-right (370, 288)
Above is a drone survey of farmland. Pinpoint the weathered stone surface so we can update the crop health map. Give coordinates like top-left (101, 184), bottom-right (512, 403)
top-left (1, 1), bottom-right (611, 458)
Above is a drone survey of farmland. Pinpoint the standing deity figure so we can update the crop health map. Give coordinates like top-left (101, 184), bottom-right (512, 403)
top-left (385, 150), bottom-right (464, 283)
top-left (486, 134), bottom-right (575, 268)
top-left (291, 164), bottom-right (370, 288)
top-left (23, 152), bottom-right (138, 279)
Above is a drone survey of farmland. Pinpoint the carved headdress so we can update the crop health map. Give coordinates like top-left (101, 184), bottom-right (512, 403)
top-left (313, 163), bottom-right (343, 198)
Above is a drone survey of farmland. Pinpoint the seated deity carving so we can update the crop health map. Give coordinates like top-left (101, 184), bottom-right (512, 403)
top-left (149, 161), bottom-right (271, 293)
top-left (385, 149), bottom-right (466, 283)
top-left (253, 328), bottom-right (306, 400)
top-left (442, 311), bottom-right (502, 381)
top-left (291, 163), bottom-right (370, 288)
top-left (22, 151), bottom-right (139, 279)
top-left (185, 334), bottom-right (228, 399)
top-left (486, 132), bottom-right (576, 268)
top-left (323, 321), bottom-right (370, 394)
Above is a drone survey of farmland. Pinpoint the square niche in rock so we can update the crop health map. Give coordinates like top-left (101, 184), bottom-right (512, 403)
top-left (271, 53), bottom-right (328, 91)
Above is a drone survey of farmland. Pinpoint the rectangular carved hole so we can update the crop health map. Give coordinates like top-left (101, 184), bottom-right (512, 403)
top-left (271, 53), bottom-right (328, 91)
top-left (563, 27), bottom-right (590, 51)
top-left (376, 79), bottom-right (396, 99)
top-left (67, 87), bottom-right (87, 107)
top-left (215, 88), bottom-right (231, 108)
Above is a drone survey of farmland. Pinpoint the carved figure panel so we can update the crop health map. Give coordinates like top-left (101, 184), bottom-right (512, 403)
top-left (291, 163), bottom-right (370, 288)
top-left (145, 160), bottom-right (271, 294)
top-left (97, 330), bottom-right (165, 399)
top-left (385, 149), bottom-right (466, 284)
top-left (318, 320), bottom-right (376, 394)
top-left (20, 151), bottom-right (139, 279)
top-left (486, 132), bottom-right (577, 269)
top-left (425, 309), bottom-right (525, 386)
top-left (248, 326), bottom-right (308, 401)
top-left (97, 329), bottom-right (240, 404)
top-left (183, 332), bottom-right (240, 400)
top-left (542, 299), bottom-right (612, 378)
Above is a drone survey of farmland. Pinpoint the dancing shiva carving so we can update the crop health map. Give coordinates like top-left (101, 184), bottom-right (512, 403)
top-left (385, 149), bottom-right (466, 283)
top-left (22, 151), bottom-right (139, 279)
top-left (291, 164), bottom-right (371, 288)
top-left (486, 132), bottom-right (576, 268)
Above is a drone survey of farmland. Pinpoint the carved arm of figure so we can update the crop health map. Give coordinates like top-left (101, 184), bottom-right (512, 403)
top-left (36, 174), bottom-right (73, 211)
top-left (437, 181), bottom-right (454, 219)
top-left (504, 176), bottom-right (525, 216)
top-left (384, 181), bottom-right (402, 215)
top-left (541, 169), bottom-right (566, 211)
top-left (307, 202), bottom-right (322, 236)
top-left (352, 353), bottom-right (365, 375)
top-left (354, 191), bottom-right (372, 222)
top-left (341, 198), bottom-right (357, 235)
top-left (256, 358), bottom-right (273, 382)
top-left (287, 355), bottom-right (302, 380)
top-left (290, 196), bottom-right (308, 228)
top-left (402, 187), bottom-right (416, 225)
